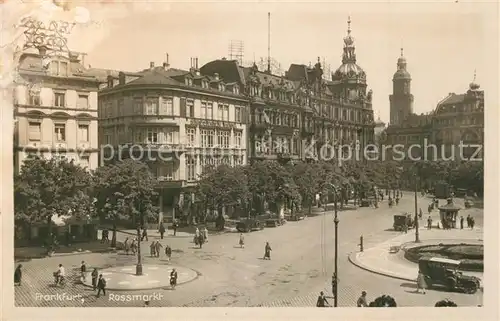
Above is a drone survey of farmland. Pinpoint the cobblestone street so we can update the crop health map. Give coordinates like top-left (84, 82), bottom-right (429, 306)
top-left (14, 193), bottom-right (483, 307)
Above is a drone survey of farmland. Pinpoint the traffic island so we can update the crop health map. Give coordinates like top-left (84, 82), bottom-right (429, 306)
top-left (348, 228), bottom-right (484, 283)
top-left (82, 264), bottom-right (198, 290)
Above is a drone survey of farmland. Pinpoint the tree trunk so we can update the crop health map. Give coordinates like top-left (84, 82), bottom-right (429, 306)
top-left (111, 222), bottom-right (117, 248)
top-left (46, 215), bottom-right (53, 251)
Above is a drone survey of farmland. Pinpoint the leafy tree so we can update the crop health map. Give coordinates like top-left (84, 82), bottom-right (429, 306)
top-left (368, 295), bottom-right (397, 307)
top-left (290, 161), bottom-right (321, 214)
top-left (14, 157), bottom-right (93, 246)
top-left (93, 159), bottom-right (158, 247)
top-left (196, 164), bottom-right (250, 225)
top-left (246, 161), bottom-right (299, 215)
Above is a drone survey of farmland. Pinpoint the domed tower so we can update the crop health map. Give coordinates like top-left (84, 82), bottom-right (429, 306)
top-left (331, 16), bottom-right (368, 104)
top-left (389, 48), bottom-right (414, 125)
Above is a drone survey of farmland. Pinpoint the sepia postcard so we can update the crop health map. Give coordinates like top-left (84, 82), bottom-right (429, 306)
top-left (1, 0), bottom-right (498, 320)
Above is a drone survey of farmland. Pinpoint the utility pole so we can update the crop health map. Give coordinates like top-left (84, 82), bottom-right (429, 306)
top-left (328, 183), bottom-right (339, 307)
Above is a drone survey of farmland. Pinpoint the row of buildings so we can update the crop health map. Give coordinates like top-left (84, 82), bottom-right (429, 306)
top-left (13, 18), bottom-right (484, 223)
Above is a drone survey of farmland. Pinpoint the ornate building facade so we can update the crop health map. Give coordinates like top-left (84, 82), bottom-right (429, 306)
top-left (13, 46), bottom-right (100, 173)
top-left (384, 51), bottom-right (484, 160)
top-left (97, 59), bottom-right (249, 223)
top-left (201, 17), bottom-right (375, 163)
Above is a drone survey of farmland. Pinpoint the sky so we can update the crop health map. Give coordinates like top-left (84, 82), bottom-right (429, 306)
top-left (52, 1), bottom-right (496, 124)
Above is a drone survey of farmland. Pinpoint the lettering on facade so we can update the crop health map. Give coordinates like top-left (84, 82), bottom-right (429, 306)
top-left (192, 119), bottom-right (235, 129)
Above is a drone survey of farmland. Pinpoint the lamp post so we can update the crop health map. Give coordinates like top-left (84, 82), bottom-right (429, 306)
top-left (328, 183), bottom-right (339, 307)
top-left (414, 173), bottom-right (420, 243)
top-left (135, 202), bottom-right (143, 276)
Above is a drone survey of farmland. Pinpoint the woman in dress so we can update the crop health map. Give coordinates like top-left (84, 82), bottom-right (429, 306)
top-left (416, 270), bottom-right (427, 294)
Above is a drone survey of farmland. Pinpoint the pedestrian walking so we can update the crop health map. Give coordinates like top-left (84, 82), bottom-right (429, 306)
top-left (356, 291), bottom-right (368, 307)
top-left (263, 242), bottom-right (272, 260)
top-left (416, 270), bottom-right (427, 294)
top-left (460, 216), bottom-right (464, 229)
top-left (124, 237), bottom-right (130, 255)
top-left (170, 268), bottom-right (178, 289)
top-left (316, 291), bottom-right (330, 307)
top-left (427, 216), bottom-right (432, 230)
top-left (91, 268), bottom-right (98, 290)
top-left (80, 261), bottom-right (87, 282)
top-left (165, 245), bottom-right (172, 261)
top-left (141, 228), bottom-right (148, 241)
top-left (159, 222), bottom-right (166, 239)
top-left (419, 208), bottom-right (423, 219)
top-left (131, 238), bottom-right (137, 255)
top-left (155, 241), bottom-right (163, 257)
top-left (14, 264), bottom-right (22, 286)
top-left (403, 222), bottom-right (408, 234)
top-left (203, 227), bottom-right (209, 243)
top-left (470, 217), bottom-right (475, 230)
top-left (195, 227), bottom-right (200, 239)
top-left (150, 241), bottom-right (156, 257)
top-left (96, 274), bottom-right (106, 297)
top-left (239, 233), bottom-right (245, 248)
top-left (466, 214), bottom-right (471, 228)
top-left (172, 220), bottom-right (178, 236)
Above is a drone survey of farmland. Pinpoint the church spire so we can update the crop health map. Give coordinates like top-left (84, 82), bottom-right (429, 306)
top-left (342, 16), bottom-right (356, 64)
top-left (397, 47), bottom-right (407, 71)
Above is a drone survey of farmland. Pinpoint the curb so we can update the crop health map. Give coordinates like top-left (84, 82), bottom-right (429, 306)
top-left (81, 264), bottom-right (201, 291)
top-left (347, 251), bottom-right (415, 282)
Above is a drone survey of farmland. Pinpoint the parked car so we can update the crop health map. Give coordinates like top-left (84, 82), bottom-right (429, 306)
top-left (418, 257), bottom-right (481, 294)
top-left (236, 218), bottom-right (264, 233)
top-left (393, 214), bottom-right (414, 231)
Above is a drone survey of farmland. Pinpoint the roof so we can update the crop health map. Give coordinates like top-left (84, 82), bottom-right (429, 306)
top-left (438, 202), bottom-right (461, 211)
top-left (426, 257), bottom-right (461, 265)
top-left (438, 93), bottom-right (466, 106)
top-left (200, 59), bottom-right (246, 85)
top-left (86, 68), bottom-right (121, 81)
top-left (123, 68), bottom-right (180, 86)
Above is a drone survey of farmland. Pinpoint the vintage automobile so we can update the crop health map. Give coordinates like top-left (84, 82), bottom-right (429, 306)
top-left (236, 218), bottom-right (264, 233)
top-left (393, 214), bottom-right (414, 231)
top-left (464, 199), bottom-right (474, 209)
top-left (265, 214), bottom-right (286, 227)
top-left (418, 257), bottom-right (481, 294)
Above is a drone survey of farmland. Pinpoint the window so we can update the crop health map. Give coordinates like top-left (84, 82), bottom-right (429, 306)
top-left (145, 97), bottom-right (158, 115)
top-left (160, 97), bottom-right (174, 116)
top-left (133, 98), bottom-right (143, 114)
top-left (207, 102), bottom-right (213, 119)
top-left (233, 86), bottom-right (239, 95)
top-left (235, 106), bottom-right (242, 123)
top-left (28, 89), bottom-right (41, 106)
top-left (134, 129), bottom-right (142, 143)
top-left (186, 156), bottom-right (196, 181)
top-left (234, 131), bottom-right (242, 148)
top-left (80, 155), bottom-right (89, 168)
top-left (201, 102), bottom-right (207, 119)
top-left (77, 95), bottom-right (88, 109)
top-left (187, 128), bottom-right (196, 146)
top-left (201, 129), bottom-right (214, 148)
top-left (60, 62), bottom-right (68, 76)
top-left (50, 62), bottom-right (59, 75)
top-left (147, 128), bottom-right (159, 144)
top-left (54, 92), bottom-right (65, 107)
top-left (218, 130), bottom-right (230, 148)
top-left (202, 80), bottom-right (208, 89)
top-left (118, 98), bottom-right (124, 115)
top-left (28, 122), bottom-right (41, 141)
top-left (223, 104), bottom-right (229, 121)
top-left (78, 124), bottom-right (89, 142)
top-left (54, 123), bottom-right (66, 141)
top-left (218, 105), bottom-right (223, 120)
top-left (185, 78), bottom-right (193, 86)
top-left (186, 100), bottom-right (194, 118)
top-left (165, 131), bottom-right (174, 144)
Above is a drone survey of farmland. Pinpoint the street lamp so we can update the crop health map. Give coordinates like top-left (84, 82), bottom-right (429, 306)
top-left (328, 183), bottom-right (339, 307)
top-left (414, 173), bottom-right (420, 243)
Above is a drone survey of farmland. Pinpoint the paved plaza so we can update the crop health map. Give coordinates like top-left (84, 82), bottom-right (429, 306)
top-left (14, 193), bottom-right (484, 307)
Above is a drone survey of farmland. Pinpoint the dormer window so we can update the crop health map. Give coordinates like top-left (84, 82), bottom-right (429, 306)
top-left (202, 80), bottom-right (208, 89)
top-left (185, 78), bottom-right (193, 86)
top-left (233, 86), bottom-right (239, 95)
top-left (219, 83), bottom-right (225, 91)
top-left (50, 60), bottom-right (69, 76)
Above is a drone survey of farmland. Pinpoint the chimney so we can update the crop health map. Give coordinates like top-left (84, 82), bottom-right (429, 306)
top-left (150, 61), bottom-right (155, 69)
top-left (214, 73), bottom-right (219, 80)
top-left (195, 57), bottom-right (199, 69)
top-left (163, 53), bottom-right (170, 70)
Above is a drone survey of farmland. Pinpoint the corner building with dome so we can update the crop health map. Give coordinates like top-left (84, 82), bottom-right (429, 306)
top-left (384, 50), bottom-right (484, 161)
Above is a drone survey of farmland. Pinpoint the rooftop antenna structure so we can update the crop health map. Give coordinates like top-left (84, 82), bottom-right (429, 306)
top-left (322, 57), bottom-right (331, 80)
top-left (228, 40), bottom-right (244, 65)
top-left (267, 12), bottom-right (271, 73)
